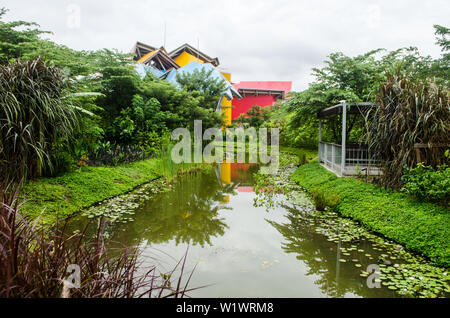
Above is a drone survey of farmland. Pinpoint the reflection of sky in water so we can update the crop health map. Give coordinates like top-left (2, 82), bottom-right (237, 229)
top-left (136, 166), bottom-right (358, 298)
top-left (188, 192), bottom-right (329, 297)
top-left (141, 191), bottom-right (329, 298)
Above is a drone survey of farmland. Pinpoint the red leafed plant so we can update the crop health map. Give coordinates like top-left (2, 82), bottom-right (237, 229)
top-left (0, 183), bottom-right (200, 298)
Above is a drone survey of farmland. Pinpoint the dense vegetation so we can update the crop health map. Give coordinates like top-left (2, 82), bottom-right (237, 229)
top-left (366, 72), bottom-right (449, 188)
top-left (292, 162), bottom-right (450, 267)
top-left (401, 161), bottom-right (450, 203)
top-left (0, 5), bottom-right (449, 298)
top-left (0, 58), bottom-right (79, 188)
top-left (21, 158), bottom-right (159, 222)
top-left (273, 25), bottom-right (449, 149)
top-left (20, 147), bottom-right (208, 224)
top-left (267, 24), bottom-right (450, 198)
top-left (0, 7), bottom-right (221, 298)
top-left (0, 8), bottom-right (225, 186)
top-left (234, 105), bottom-right (271, 128)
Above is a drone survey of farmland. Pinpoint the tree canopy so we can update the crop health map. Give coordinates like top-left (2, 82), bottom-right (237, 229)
top-left (282, 27), bottom-right (449, 147)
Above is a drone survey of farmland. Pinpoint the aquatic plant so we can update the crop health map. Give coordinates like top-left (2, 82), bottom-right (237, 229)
top-left (79, 168), bottom-right (233, 248)
top-left (292, 162), bottom-right (450, 267)
top-left (253, 162), bottom-right (315, 212)
top-left (272, 199), bottom-right (450, 298)
top-left (83, 178), bottom-right (170, 225)
top-left (260, 157), bottom-right (449, 298)
top-left (379, 263), bottom-right (449, 297)
top-left (253, 172), bottom-right (284, 212)
top-left (278, 151), bottom-right (303, 166)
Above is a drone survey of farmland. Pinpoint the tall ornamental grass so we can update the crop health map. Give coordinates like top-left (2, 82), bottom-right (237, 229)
top-left (366, 72), bottom-right (449, 189)
top-left (0, 58), bottom-right (79, 190)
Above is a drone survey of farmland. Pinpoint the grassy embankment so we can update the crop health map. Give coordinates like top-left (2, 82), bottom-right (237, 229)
top-left (291, 161), bottom-right (450, 268)
top-left (279, 146), bottom-right (318, 164)
top-left (21, 149), bottom-right (205, 224)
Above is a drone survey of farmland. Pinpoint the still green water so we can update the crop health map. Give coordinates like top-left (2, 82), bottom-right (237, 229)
top-left (69, 163), bottom-right (446, 297)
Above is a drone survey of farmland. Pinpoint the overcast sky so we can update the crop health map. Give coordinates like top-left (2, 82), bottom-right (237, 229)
top-left (2, 0), bottom-right (449, 91)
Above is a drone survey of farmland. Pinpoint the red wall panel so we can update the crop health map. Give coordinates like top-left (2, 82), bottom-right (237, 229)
top-left (231, 81), bottom-right (292, 121)
top-left (231, 95), bottom-right (276, 120)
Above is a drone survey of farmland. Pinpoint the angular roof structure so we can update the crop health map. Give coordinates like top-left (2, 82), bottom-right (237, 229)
top-left (136, 47), bottom-right (180, 71)
top-left (318, 102), bottom-right (376, 119)
top-left (233, 81), bottom-right (292, 100)
top-left (131, 41), bottom-right (157, 61)
top-left (168, 43), bottom-right (220, 67)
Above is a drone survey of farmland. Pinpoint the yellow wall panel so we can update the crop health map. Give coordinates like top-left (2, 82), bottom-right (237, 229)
top-left (220, 72), bottom-right (232, 127)
top-left (174, 51), bottom-right (204, 67)
top-left (136, 50), bottom-right (157, 64)
top-left (220, 162), bottom-right (231, 184)
top-left (221, 72), bottom-right (231, 82)
top-left (221, 97), bottom-right (232, 126)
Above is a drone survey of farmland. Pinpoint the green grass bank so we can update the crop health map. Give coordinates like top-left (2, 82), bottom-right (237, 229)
top-left (291, 161), bottom-right (450, 268)
top-left (21, 155), bottom-right (204, 224)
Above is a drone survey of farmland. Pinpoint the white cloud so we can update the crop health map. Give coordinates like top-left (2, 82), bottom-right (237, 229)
top-left (1, 0), bottom-right (448, 91)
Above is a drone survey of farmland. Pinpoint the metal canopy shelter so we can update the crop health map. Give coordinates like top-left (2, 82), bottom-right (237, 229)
top-left (318, 101), bottom-right (379, 176)
top-left (318, 102), bottom-right (376, 119)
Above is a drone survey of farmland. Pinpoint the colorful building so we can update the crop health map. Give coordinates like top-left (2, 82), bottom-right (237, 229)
top-left (136, 46), bottom-right (180, 72)
top-left (231, 81), bottom-right (292, 121)
top-left (132, 42), bottom-right (292, 125)
top-left (132, 42), bottom-right (157, 60)
top-left (166, 43), bottom-right (232, 126)
top-left (132, 41), bottom-right (239, 126)
top-left (168, 43), bottom-right (220, 67)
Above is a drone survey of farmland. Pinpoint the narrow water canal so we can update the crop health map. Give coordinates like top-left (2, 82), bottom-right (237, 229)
top-left (69, 163), bottom-right (448, 298)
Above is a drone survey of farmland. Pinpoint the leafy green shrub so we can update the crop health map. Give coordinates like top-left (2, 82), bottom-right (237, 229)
top-left (401, 163), bottom-right (450, 203)
top-left (311, 187), bottom-right (327, 210)
top-left (233, 105), bottom-right (270, 128)
top-left (45, 151), bottom-right (75, 176)
top-left (297, 152), bottom-right (307, 165)
top-left (136, 130), bottom-right (167, 155)
top-left (176, 67), bottom-right (228, 111)
top-left (88, 143), bottom-right (152, 166)
top-left (326, 192), bottom-right (342, 208)
top-left (311, 187), bottom-right (341, 211)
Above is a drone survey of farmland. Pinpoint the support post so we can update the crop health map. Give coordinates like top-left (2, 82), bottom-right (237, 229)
top-left (319, 119), bottom-right (322, 142)
top-left (341, 101), bottom-right (347, 175)
top-left (318, 119), bottom-right (322, 162)
top-left (332, 143), bottom-right (335, 170)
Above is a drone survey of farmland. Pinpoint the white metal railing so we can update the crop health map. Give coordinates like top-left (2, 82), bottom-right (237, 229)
top-left (319, 142), bottom-right (379, 175)
top-left (319, 141), bottom-right (342, 174)
top-left (345, 145), bottom-right (379, 166)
